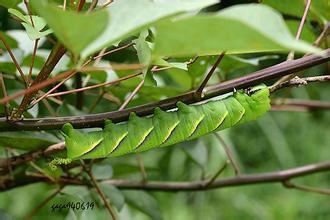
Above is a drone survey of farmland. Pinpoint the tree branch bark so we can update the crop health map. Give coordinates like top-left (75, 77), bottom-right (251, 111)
top-left (1, 161), bottom-right (329, 192)
top-left (0, 49), bottom-right (329, 130)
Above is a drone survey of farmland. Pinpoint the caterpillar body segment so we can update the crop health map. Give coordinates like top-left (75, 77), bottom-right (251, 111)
top-left (61, 85), bottom-right (270, 161)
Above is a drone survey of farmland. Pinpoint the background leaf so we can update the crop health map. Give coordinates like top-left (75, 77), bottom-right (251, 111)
top-left (0, 132), bottom-right (59, 150)
top-left (30, 0), bottom-right (108, 55)
top-left (153, 4), bottom-right (321, 57)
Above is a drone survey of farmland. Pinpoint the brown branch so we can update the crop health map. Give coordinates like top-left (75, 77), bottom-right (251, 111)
top-left (77, 0), bottom-right (86, 11)
top-left (314, 22), bottom-right (329, 47)
top-left (30, 70), bottom-right (76, 106)
top-left (0, 73), bottom-right (9, 116)
top-left (88, 0), bottom-right (99, 13)
top-left (269, 75), bottom-right (330, 93)
top-left (82, 162), bottom-right (117, 219)
top-left (0, 142), bottom-right (65, 173)
top-left (204, 160), bottom-right (228, 187)
top-left (11, 43), bottom-right (66, 119)
top-left (273, 0), bottom-right (312, 85)
top-left (196, 52), bottom-right (225, 97)
top-left (283, 180), bottom-right (330, 196)
top-left (27, 39), bottom-right (39, 84)
top-left (102, 0), bottom-right (113, 8)
top-left (47, 72), bottom-right (142, 98)
top-left (1, 161), bottom-right (329, 193)
top-left (0, 69), bottom-right (75, 105)
top-left (119, 79), bottom-right (145, 110)
top-left (0, 33), bottom-right (28, 87)
top-left (0, 49), bottom-right (328, 131)
top-left (271, 98), bottom-right (330, 111)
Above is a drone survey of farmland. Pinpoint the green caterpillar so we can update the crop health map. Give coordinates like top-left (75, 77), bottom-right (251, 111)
top-left (51, 85), bottom-right (270, 167)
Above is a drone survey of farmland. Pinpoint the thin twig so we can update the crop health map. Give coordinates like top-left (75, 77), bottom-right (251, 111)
top-left (102, 0), bottom-right (113, 8)
top-left (93, 43), bottom-right (134, 60)
top-left (63, 0), bottom-right (67, 10)
top-left (41, 99), bottom-right (57, 116)
top-left (0, 73), bottom-right (9, 116)
top-left (0, 33), bottom-right (28, 87)
top-left (214, 133), bottom-right (241, 175)
top-left (12, 43), bottom-right (66, 119)
top-left (271, 98), bottom-right (330, 111)
top-left (79, 63), bottom-right (143, 72)
top-left (269, 75), bottom-right (330, 93)
top-left (313, 22), bottom-right (329, 47)
top-left (89, 90), bottom-right (106, 113)
top-left (24, 169), bottom-right (83, 220)
top-left (0, 142), bottom-right (65, 173)
top-left (87, 0), bottom-right (98, 12)
top-left (25, 185), bottom-right (65, 220)
top-left (23, 0), bottom-right (39, 85)
top-left (196, 52), bottom-right (225, 97)
top-left (81, 162), bottom-right (117, 219)
top-left (27, 39), bottom-right (39, 84)
top-left (119, 79), bottom-right (145, 110)
top-left (47, 72), bottom-right (142, 98)
top-left (288, 0), bottom-right (312, 61)
top-left (136, 154), bottom-right (148, 182)
top-left (30, 70), bottom-right (76, 106)
top-left (204, 160), bottom-right (229, 187)
top-left (0, 68), bottom-right (73, 105)
top-left (283, 180), bottom-right (330, 196)
top-left (23, 0), bottom-right (35, 26)
top-left (273, 0), bottom-right (312, 85)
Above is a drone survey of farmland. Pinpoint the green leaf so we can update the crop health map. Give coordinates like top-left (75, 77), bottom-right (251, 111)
top-left (134, 30), bottom-right (156, 86)
top-left (153, 4), bottom-right (321, 57)
top-left (153, 58), bottom-right (188, 70)
top-left (30, 0), bottom-right (108, 55)
top-left (80, 0), bottom-right (218, 58)
top-left (0, 31), bottom-right (18, 50)
top-left (263, 0), bottom-right (305, 18)
top-left (8, 8), bottom-right (53, 40)
top-left (0, 132), bottom-right (60, 150)
top-left (91, 163), bottom-right (113, 179)
top-left (181, 139), bottom-right (208, 169)
top-left (123, 190), bottom-right (162, 220)
top-left (98, 184), bottom-right (125, 211)
top-left (264, 0), bottom-right (329, 22)
top-left (8, 8), bottom-right (30, 23)
top-left (0, 0), bottom-right (20, 8)
top-left (0, 62), bottom-right (16, 73)
top-left (310, 0), bottom-right (330, 22)
top-left (22, 54), bottom-right (45, 70)
top-left (22, 23), bottom-right (53, 40)
top-left (286, 21), bottom-right (316, 43)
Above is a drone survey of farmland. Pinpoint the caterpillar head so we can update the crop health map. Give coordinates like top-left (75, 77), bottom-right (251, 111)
top-left (61, 123), bottom-right (104, 160)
